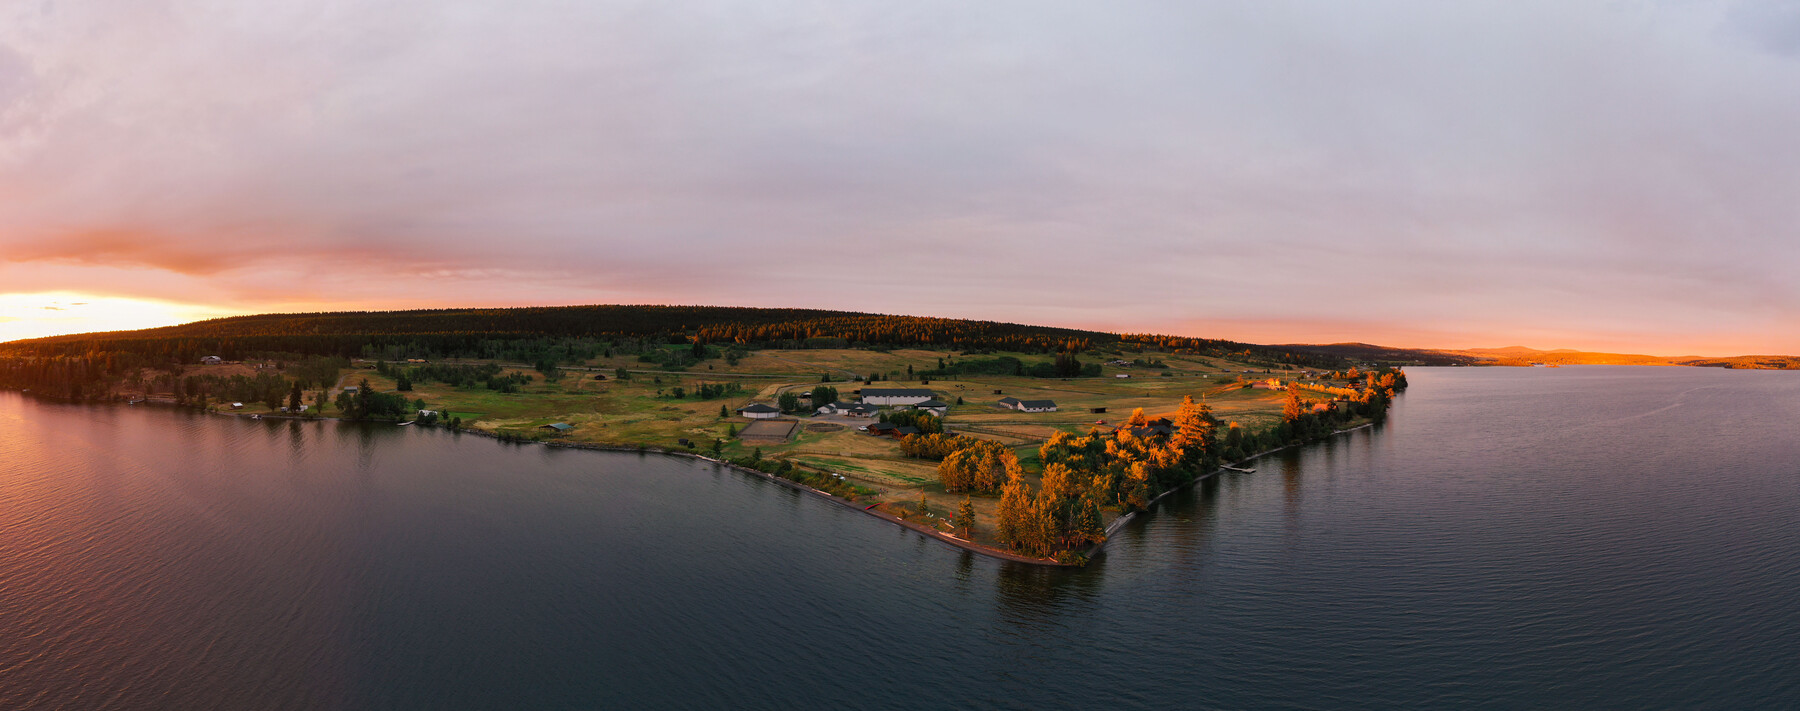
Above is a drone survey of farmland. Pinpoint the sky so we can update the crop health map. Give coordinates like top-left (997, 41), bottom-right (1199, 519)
top-left (3, 1), bottom-right (1800, 355)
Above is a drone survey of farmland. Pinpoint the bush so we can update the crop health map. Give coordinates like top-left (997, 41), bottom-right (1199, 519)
top-left (1053, 550), bottom-right (1090, 566)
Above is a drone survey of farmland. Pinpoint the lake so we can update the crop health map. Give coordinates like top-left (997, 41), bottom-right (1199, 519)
top-left (2, 366), bottom-right (1797, 709)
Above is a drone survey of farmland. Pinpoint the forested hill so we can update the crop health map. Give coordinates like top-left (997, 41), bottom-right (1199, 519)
top-left (0, 304), bottom-right (1343, 367)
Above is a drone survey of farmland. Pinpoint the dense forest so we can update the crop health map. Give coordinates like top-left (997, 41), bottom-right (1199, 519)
top-left (0, 304), bottom-right (1349, 369)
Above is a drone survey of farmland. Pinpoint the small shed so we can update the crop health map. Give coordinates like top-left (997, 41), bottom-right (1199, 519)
top-left (540, 422), bottom-right (574, 433)
top-left (230, 402), bottom-right (244, 410)
top-left (1090, 407), bottom-right (1107, 414)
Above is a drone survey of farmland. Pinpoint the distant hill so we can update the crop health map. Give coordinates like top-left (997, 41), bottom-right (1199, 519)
top-left (1282, 343), bottom-right (1800, 370)
top-left (10, 304), bottom-right (1790, 370)
top-left (0, 304), bottom-right (1344, 368)
top-left (1272, 343), bottom-right (1484, 366)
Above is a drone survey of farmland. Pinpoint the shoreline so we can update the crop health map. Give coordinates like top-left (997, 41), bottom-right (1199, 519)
top-left (1083, 421), bottom-right (1379, 562)
top-left (6, 389), bottom-right (1382, 569)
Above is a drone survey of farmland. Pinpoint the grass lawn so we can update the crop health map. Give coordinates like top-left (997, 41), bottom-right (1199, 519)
top-left (313, 350), bottom-right (1333, 520)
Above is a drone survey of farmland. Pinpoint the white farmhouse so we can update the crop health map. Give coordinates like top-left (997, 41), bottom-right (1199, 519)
top-left (998, 397), bottom-right (1057, 413)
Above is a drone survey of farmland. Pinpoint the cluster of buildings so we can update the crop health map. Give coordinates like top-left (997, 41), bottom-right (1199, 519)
top-left (735, 387), bottom-right (1057, 423)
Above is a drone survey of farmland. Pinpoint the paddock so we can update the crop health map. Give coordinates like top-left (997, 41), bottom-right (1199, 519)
top-left (738, 419), bottom-right (799, 442)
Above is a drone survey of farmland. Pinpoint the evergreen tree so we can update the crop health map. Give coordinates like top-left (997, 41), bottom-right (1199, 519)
top-left (957, 496), bottom-right (976, 537)
top-left (1074, 496), bottom-right (1104, 545)
top-left (287, 382), bottom-right (302, 412)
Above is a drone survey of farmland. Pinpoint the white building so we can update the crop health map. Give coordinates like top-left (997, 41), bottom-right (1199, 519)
top-left (817, 402), bottom-right (878, 418)
top-left (913, 399), bottom-right (950, 417)
top-left (858, 388), bottom-right (936, 406)
top-left (736, 403), bottom-right (782, 419)
top-left (200, 355), bottom-right (223, 365)
top-left (998, 397), bottom-right (1057, 413)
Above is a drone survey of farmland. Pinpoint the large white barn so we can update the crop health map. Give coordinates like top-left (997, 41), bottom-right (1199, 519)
top-left (858, 388), bottom-right (936, 406)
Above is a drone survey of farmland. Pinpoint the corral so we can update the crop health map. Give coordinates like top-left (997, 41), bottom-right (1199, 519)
top-left (738, 418), bottom-right (799, 442)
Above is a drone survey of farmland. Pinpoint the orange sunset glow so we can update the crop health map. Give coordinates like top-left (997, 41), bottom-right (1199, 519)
top-left (0, 292), bottom-right (242, 343)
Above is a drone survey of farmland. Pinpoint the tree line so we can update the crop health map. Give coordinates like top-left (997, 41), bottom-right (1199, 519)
top-left (1, 305), bottom-right (1349, 371)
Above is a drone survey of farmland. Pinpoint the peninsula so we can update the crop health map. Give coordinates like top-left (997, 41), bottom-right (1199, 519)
top-left (0, 305), bottom-right (1407, 564)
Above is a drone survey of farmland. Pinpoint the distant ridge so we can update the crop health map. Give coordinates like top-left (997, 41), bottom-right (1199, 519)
top-left (1280, 343), bottom-right (1800, 370)
top-left (6, 303), bottom-right (1793, 369)
top-left (0, 303), bottom-right (1342, 368)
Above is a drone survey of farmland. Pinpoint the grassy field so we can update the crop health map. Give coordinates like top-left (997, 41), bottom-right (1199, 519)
top-left (258, 348), bottom-right (1334, 552)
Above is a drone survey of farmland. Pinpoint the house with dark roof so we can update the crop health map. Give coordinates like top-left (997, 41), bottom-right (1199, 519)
top-left (736, 403), bottom-right (782, 419)
top-left (817, 401), bottom-right (878, 417)
top-left (1126, 417), bottom-right (1175, 438)
top-left (891, 425), bottom-right (921, 438)
top-left (913, 399), bottom-right (949, 417)
top-left (859, 388), bottom-right (936, 406)
top-left (867, 422), bottom-right (898, 436)
top-left (999, 397), bottom-right (1057, 413)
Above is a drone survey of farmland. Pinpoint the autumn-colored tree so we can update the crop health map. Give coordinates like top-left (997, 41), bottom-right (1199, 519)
top-left (1171, 395), bottom-right (1217, 466)
top-left (995, 469), bottom-right (1033, 551)
top-left (1038, 462), bottom-right (1081, 505)
top-left (939, 448), bottom-right (975, 492)
top-left (935, 440), bottom-right (1015, 493)
top-left (1122, 461), bottom-right (1153, 509)
top-left (1282, 387), bottom-right (1305, 424)
top-left (1073, 496), bottom-right (1105, 545)
top-left (1034, 463), bottom-right (1082, 549)
top-left (1126, 407), bottom-right (1150, 427)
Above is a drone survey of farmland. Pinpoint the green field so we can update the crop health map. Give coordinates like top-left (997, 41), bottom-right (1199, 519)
top-left (255, 348), bottom-right (1346, 553)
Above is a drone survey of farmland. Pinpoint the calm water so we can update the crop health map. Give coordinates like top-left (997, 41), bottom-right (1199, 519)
top-left (2, 366), bottom-right (1798, 710)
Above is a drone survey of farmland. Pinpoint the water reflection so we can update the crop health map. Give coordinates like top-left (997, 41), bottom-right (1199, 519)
top-left (993, 559), bottom-right (1100, 623)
